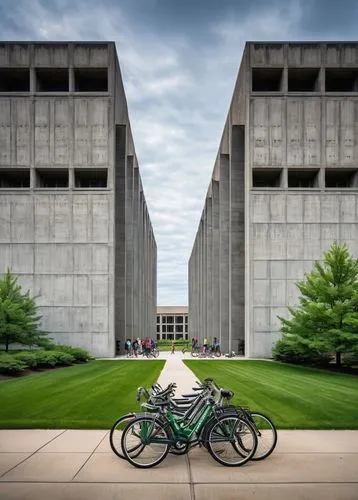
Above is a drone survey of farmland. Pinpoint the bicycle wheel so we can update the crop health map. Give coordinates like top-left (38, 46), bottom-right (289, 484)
top-left (249, 412), bottom-right (277, 460)
top-left (207, 414), bottom-right (257, 467)
top-left (109, 413), bottom-right (137, 459)
top-left (121, 416), bottom-right (170, 468)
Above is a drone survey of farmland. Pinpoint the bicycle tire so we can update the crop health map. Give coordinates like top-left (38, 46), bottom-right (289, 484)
top-left (248, 412), bottom-right (277, 460)
top-left (121, 415), bottom-right (170, 468)
top-left (109, 413), bottom-right (137, 459)
top-left (206, 414), bottom-right (257, 467)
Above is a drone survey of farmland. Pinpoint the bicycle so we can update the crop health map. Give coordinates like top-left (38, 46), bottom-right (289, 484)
top-left (202, 379), bottom-right (277, 460)
top-left (190, 345), bottom-right (200, 357)
top-left (110, 379), bottom-right (277, 463)
top-left (120, 382), bottom-right (258, 468)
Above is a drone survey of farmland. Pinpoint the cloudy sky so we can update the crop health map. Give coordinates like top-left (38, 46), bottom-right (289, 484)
top-left (1, 0), bottom-right (357, 305)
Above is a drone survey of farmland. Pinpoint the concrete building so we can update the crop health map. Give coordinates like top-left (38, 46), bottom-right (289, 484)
top-left (156, 306), bottom-right (188, 341)
top-left (0, 42), bottom-right (156, 357)
top-left (189, 42), bottom-right (358, 358)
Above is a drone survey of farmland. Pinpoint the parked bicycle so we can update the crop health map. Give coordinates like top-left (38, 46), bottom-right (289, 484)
top-left (109, 378), bottom-right (277, 467)
top-left (121, 382), bottom-right (257, 468)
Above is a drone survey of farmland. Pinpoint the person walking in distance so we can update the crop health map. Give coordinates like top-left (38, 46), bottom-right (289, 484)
top-left (171, 340), bottom-right (175, 355)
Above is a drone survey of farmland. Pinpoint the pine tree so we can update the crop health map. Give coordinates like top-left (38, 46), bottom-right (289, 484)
top-left (277, 242), bottom-right (358, 366)
top-left (0, 270), bottom-right (50, 351)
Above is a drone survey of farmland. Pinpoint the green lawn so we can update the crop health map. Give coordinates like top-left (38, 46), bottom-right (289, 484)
top-left (184, 360), bottom-right (358, 429)
top-left (0, 360), bottom-right (164, 429)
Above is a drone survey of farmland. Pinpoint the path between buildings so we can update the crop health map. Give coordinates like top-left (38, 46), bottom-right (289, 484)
top-left (1, 356), bottom-right (358, 499)
top-left (156, 351), bottom-right (199, 394)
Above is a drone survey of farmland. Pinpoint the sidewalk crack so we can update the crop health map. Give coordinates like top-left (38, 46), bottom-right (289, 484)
top-left (71, 431), bottom-right (108, 480)
top-left (0, 429), bottom-right (67, 479)
top-left (186, 453), bottom-right (195, 500)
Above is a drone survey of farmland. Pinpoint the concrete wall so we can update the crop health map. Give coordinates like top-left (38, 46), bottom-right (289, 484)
top-left (0, 42), bottom-right (156, 357)
top-left (250, 192), bottom-right (358, 356)
top-left (189, 41), bottom-right (358, 358)
top-left (0, 192), bottom-right (113, 355)
top-left (248, 86), bottom-right (358, 356)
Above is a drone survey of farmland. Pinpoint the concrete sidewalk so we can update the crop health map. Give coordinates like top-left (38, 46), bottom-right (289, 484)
top-left (0, 429), bottom-right (357, 499)
top-left (156, 351), bottom-right (199, 395)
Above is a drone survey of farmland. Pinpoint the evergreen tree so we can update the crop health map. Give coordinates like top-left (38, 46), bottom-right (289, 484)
top-left (0, 270), bottom-right (49, 351)
top-left (277, 242), bottom-right (358, 366)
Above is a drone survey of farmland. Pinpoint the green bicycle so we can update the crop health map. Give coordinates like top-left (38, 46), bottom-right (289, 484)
top-left (120, 386), bottom-right (258, 468)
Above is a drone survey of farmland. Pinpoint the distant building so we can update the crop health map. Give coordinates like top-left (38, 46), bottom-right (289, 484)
top-left (156, 307), bottom-right (188, 341)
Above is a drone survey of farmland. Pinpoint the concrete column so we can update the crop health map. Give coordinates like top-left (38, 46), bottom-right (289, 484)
top-left (188, 253), bottom-right (192, 341)
top-left (114, 125), bottom-right (127, 350)
top-left (153, 237), bottom-right (157, 339)
top-left (138, 190), bottom-right (144, 340)
top-left (145, 210), bottom-right (150, 339)
top-left (196, 230), bottom-right (200, 343)
top-left (230, 125), bottom-right (245, 354)
top-left (142, 204), bottom-right (148, 336)
top-left (151, 231), bottom-right (156, 338)
top-left (69, 67), bottom-right (75, 92)
top-left (206, 196), bottom-right (213, 345)
top-left (132, 167), bottom-right (139, 339)
top-left (125, 155), bottom-right (134, 340)
top-left (198, 221), bottom-right (203, 344)
top-left (219, 154), bottom-right (230, 354)
top-left (211, 180), bottom-right (220, 346)
top-left (203, 208), bottom-right (208, 344)
top-left (201, 219), bottom-right (205, 345)
top-left (147, 225), bottom-right (150, 339)
top-left (193, 240), bottom-right (198, 341)
top-left (195, 237), bottom-right (200, 341)
top-left (189, 243), bottom-right (196, 342)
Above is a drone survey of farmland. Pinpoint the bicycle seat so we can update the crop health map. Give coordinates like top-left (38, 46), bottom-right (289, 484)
top-left (220, 389), bottom-right (234, 400)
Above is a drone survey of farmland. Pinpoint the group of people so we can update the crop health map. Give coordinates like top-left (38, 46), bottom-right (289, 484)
top-left (124, 337), bottom-right (156, 357)
top-left (176, 337), bottom-right (221, 355)
top-left (195, 337), bottom-right (221, 354)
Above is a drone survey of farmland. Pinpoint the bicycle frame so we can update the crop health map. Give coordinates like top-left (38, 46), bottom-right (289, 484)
top-left (139, 402), bottom-right (214, 446)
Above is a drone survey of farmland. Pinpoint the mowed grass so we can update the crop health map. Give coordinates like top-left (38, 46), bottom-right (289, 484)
top-left (0, 360), bottom-right (164, 429)
top-left (184, 360), bottom-right (358, 429)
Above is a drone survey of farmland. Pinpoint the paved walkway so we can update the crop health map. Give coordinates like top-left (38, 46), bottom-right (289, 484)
top-left (157, 351), bottom-right (198, 394)
top-left (1, 356), bottom-right (358, 499)
top-left (0, 429), bottom-right (357, 499)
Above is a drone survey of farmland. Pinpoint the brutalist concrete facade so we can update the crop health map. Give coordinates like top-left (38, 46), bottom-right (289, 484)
top-left (0, 42), bottom-right (156, 357)
top-left (189, 42), bottom-right (358, 358)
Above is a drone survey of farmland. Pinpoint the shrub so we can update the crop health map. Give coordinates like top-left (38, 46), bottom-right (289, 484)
top-left (272, 338), bottom-right (331, 366)
top-left (52, 351), bottom-right (75, 366)
top-left (13, 351), bottom-right (38, 369)
top-left (34, 350), bottom-right (75, 368)
top-left (0, 353), bottom-right (27, 375)
top-left (51, 345), bottom-right (92, 362)
top-left (35, 350), bottom-right (76, 368)
top-left (34, 350), bottom-right (58, 368)
top-left (343, 352), bottom-right (358, 368)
